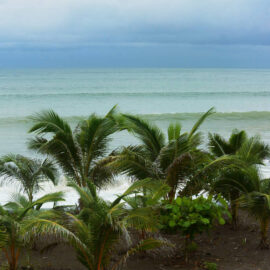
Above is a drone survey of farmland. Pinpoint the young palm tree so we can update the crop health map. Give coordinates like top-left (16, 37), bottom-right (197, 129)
top-left (24, 179), bottom-right (169, 270)
top-left (208, 130), bottom-right (269, 165)
top-left (0, 191), bottom-right (64, 270)
top-left (28, 107), bottom-right (118, 188)
top-left (238, 169), bottom-right (270, 249)
top-left (208, 131), bottom-right (270, 228)
top-left (213, 166), bottom-right (260, 228)
top-left (0, 154), bottom-right (58, 203)
top-left (112, 108), bottom-right (214, 200)
top-left (208, 130), bottom-right (248, 157)
top-left (122, 180), bottom-right (171, 239)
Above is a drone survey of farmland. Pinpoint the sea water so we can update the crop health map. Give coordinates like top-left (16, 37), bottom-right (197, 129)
top-left (0, 68), bottom-right (270, 204)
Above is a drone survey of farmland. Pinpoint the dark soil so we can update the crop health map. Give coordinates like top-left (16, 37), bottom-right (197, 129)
top-left (125, 213), bottom-right (269, 270)
top-left (9, 214), bottom-right (270, 270)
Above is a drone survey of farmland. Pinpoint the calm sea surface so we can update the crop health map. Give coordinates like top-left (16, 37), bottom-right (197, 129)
top-left (1, 68), bottom-right (270, 203)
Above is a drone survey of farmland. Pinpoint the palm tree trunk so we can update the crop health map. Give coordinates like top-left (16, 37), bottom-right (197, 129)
top-left (168, 187), bottom-right (176, 202)
top-left (29, 194), bottom-right (33, 204)
top-left (97, 230), bottom-right (110, 270)
top-left (260, 218), bottom-right (269, 249)
top-left (78, 198), bottom-right (84, 210)
top-left (231, 200), bottom-right (239, 230)
top-left (8, 245), bottom-right (20, 270)
top-left (184, 234), bottom-right (190, 263)
top-left (3, 248), bottom-right (12, 268)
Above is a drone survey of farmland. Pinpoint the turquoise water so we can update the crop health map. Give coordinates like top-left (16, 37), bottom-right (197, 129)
top-left (1, 68), bottom-right (270, 203)
top-left (1, 68), bottom-right (270, 154)
top-left (1, 68), bottom-right (270, 118)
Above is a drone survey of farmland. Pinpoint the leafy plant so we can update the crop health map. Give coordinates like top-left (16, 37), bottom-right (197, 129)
top-left (204, 262), bottom-right (218, 270)
top-left (160, 196), bottom-right (230, 259)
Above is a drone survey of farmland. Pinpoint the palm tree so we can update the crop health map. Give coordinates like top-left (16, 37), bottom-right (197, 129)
top-left (24, 179), bottom-right (169, 270)
top-left (208, 130), bottom-right (247, 157)
top-left (122, 180), bottom-right (171, 239)
top-left (238, 168), bottom-right (270, 249)
top-left (208, 130), bottom-right (269, 165)
top-left (0, 154), bottom-right (58, 203)
top-left (213, 166), bottom-right (259, 228)
top-left (208, 131), bottom-right (270, 228)
top-left (0, 191), bottom-right (64, 270)
top-left (111, 108), bottom-right (214, 200)
top-left (28, 107), bottom-right (118, 188)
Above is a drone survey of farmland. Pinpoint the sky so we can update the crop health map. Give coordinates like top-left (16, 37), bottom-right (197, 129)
top-left (0, 0), bottom-right (270, 68)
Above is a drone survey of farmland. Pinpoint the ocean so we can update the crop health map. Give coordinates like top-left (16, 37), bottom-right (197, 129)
top-left (1, 68), bottom-right (270, 204)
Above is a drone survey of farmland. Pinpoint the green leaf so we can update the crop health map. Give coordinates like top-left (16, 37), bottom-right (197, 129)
top-left (218, 217), bottom-right (225, 225)
top-left (175, 197), bottom-right (182, 206)
top-left (201, 218), bottom-right (210, 224)
top-left (169, 220), bottom-right (176, 227)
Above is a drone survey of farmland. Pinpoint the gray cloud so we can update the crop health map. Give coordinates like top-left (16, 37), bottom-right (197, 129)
top-left (0, 0), bottom-right (269, 47)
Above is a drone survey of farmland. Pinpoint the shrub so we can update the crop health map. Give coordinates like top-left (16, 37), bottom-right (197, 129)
top-left (160, 195), bottom-right (230, 259)
top-left (204, 262), bottom-right (218, 270)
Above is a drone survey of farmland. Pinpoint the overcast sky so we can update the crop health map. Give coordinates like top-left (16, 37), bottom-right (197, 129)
top-left (0, 0), bottom-right (270, 67)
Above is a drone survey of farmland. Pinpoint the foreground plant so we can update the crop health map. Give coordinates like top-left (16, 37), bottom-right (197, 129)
top-left (112, 108), bottom-right (214, 200)
top-left (213, 166), bottom-right (260, 229)
top-left (160, 195), bottom-right (230, 260)
top-left (208, 131), bottom-right (270, 228)
top-left (238, 171), bottom-right (270, 249)
top-left (0, 192), bottom-right (64, 270)
top-left (24, 179), bottom-right (169, 270)
top-left (28, 107), bottom-right (118, 188)
top-left (123, 179), bottom-right (171, 239)
top-left (0, 154), bottom-right (58, 203)
top-left (208, 130), bottom-right (270, 166)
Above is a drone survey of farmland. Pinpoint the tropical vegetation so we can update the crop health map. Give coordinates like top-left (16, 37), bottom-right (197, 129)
top-left (160, 195), bottom-right (230, 259)
top-left (0, 106), bottom-right (269, 269)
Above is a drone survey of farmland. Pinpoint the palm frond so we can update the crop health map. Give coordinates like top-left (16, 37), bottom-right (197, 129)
top-left (119, 114), bottom-right (165, 161)
top-left (111, 145), bottom-right (160, 180)
top-left (167, 123), bottom-right (181, 141)
top-left (237, 135), bottom-right (270, 165)
top-left (208, 133), bottom-right (230, 157)
top-left (0, 155), bottom-right (58, 202)
top-left (112, 238), bottom-right (172, 270)
top-left (188, 107), bottom-right (215, 139)
top-left (29, 110), bottom-right (72, 135)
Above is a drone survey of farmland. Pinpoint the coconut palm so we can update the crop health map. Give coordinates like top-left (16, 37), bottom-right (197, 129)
top-left (208, 130), bottom-right (248, 157)
top-left (122, 180), bottom-right (171, 239)
top-left (0, 154), bottom-right (58, 203)
top-left (28, 107), bottom-right (118, 188)
top-left (208, 130), bottom-right (270, 165)
top-left (208, 131), bottom-right (270, 228)
top-left (213, 165), bottom-right (260, 228)
top-left (238, 168), bottom-right (270, 248)
top-left (111, 108), bottom-right (214, 200)
top-left (0, 191), bottom-right (64, 270)
top-left (24, 179), bottom-right (169, 270)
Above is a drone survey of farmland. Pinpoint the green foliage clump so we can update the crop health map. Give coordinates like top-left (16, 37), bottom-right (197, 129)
top-left (204, 262), bottom-right (218, 270)
top-left (160, 196), bottom-right (230, 240)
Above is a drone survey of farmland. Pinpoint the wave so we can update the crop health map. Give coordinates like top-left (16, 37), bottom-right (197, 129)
top-left (1, 111), bottom-right (270, 125)
top-left (1, 91), bottom-right (270, 98)
top-left (141, 111), bottom-right (270, 121)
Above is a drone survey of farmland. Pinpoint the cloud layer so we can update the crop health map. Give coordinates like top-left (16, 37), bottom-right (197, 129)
top-left (0, 0), bottom-right (269, 47)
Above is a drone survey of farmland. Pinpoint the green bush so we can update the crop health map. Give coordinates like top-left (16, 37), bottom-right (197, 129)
top-left (204, 262), bottom-right (218, 270)
top-left (161, 195), bottom-right (229, 237)
top-left (160, 195), bottom-right (230, 258)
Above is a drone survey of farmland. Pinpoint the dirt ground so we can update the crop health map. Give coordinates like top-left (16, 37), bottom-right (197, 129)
top-left (9, 214), bottom-right (270, 270)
